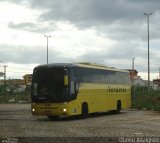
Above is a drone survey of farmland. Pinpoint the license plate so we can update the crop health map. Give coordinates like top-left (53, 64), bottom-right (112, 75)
top-left (44, 110), bottom-right (51, 114)
top-left (45, 104), bottom-right (51, 107)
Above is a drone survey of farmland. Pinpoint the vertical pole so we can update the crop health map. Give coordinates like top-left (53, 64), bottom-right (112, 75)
top-left (131, 58), bottom-right (135, 96)
top-left (47, 37), bottom-right (48, 64)
top-left (144, 13), bottom-right (152, 90)
top-left (44, 35), bottom-right (51, 64)
top-left (159, 68), bottom-right (160, 79)
top-left (132, 58), bottom-right (135, 86)
top-left (3, 65), bottom-right (7, 96)
top-left (147, 15), bottom-right (150, 89)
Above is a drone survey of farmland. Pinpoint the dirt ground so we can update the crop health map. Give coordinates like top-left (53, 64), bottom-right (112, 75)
top-left (0, 104), bottom-right (160, 142)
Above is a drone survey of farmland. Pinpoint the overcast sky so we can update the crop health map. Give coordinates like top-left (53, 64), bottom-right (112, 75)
top-left (0, 0), bottom-right (160, 80)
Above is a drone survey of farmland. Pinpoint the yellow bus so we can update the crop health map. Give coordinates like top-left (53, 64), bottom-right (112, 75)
top-left (31, 62), bottom-right (131, 119)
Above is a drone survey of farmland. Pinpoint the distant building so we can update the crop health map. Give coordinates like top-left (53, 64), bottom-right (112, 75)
top-left (128, 69), bottom-right (160, 90)
top-left (0, 72), bottom-right (4, 77)
top-left (134, 76), bottom-right (145, 86)
top-left (23, 74), bottom-right (32, 86)
top-left (128, 69), bottom-right (138, 80)
top-left (153, 79), bottom-right (160, 90)
top-left (7, 79), bottom-right (25, 85)
top-left (128, 69), bottom-right (139, 86)
top-left (0, 79), bottom-right (25, 86)
top-left (0, 74), bottom-right (32, 87)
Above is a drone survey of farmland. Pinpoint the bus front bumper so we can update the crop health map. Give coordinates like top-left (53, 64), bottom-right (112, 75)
top-left (31, 103), bottom-right (69, 116)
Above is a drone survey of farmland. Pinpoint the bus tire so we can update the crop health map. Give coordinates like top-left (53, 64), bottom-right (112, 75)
top-left (81, 103), bottom-right (88, 118)
top-left (116, 100), bottom-right (121, 114)
top-left (47, 116), bottom-right (58, 120)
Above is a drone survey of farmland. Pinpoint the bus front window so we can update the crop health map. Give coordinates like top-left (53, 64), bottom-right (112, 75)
top-left (32, 67), bottom-right (68, 103)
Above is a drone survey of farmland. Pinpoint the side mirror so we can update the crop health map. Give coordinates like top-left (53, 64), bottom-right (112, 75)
top-left (64, 75), bottom-right (69, 86)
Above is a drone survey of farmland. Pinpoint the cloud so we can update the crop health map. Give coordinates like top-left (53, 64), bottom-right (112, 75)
top-left (0, 44), bottom-right (70, 64)
top-left (6, 0), bottom-right (160, 41)
top-left (28, 0), bottom-right (160, 24)
top-left (9, 22), bottom-right (38, 31)
top-left (8, 22), bottom-right (57, 33)
top-left (1, 0), bottom-right (160, 80)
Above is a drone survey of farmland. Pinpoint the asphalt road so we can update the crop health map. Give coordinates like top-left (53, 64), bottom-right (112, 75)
top-left (0, 104), bottom-right (160, 142)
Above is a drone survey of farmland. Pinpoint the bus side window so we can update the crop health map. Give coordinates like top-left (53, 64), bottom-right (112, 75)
top-left (75, 82), bottom-right (79, 91)
top-left (69, 68), bottom-right (78, 99)
top-left (71, 81), bottom-right (75, 94)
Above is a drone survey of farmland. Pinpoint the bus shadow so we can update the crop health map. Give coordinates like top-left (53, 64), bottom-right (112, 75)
top-left (38, 111), bottom-right (126, 122)
top-left (89, 111), bottom-right (126, 118)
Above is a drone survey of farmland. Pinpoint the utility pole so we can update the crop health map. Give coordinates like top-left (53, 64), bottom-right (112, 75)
top-left (44, 35), bottom-right (51, 64)
top-left (159, 68), bottom-right (160, 79)
top-left (132, 58), bottom-right (135, 87)
top-left (3, 65), bottom-right (8, 95)
top-left (144, 13), bottom-right (152, 90)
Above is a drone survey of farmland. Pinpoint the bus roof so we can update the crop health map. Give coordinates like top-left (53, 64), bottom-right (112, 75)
top-left (35, 62), bottom-right (129, 73)
top-left (75, 62), bottom-right (128, 73)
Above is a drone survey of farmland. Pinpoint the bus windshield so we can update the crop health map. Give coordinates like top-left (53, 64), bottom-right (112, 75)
top-left (32, 67), bottom-right (68, 103)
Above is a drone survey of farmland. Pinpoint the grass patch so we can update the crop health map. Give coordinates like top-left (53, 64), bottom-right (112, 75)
top-left (132, 95), bottom-right (160, 111)
top-left (0, 94), bottom-right (31, 104)
top-left (131, 86), bottom-right (160, 111)
top-left (0, 85), bottom-right (31, 104)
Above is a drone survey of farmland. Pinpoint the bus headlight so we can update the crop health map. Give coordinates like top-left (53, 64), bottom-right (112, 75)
top-left (32, 108), bottom-right (35, 112)
top-left (63, 108), bottom-right (67, 112)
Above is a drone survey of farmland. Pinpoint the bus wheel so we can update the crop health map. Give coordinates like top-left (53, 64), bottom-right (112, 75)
top-left (81, 103), bottom-right (88, 118)
top-left (47, 116), bottom-right (58, 120)
top-left (116, 101), bottom-right (121, 114)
